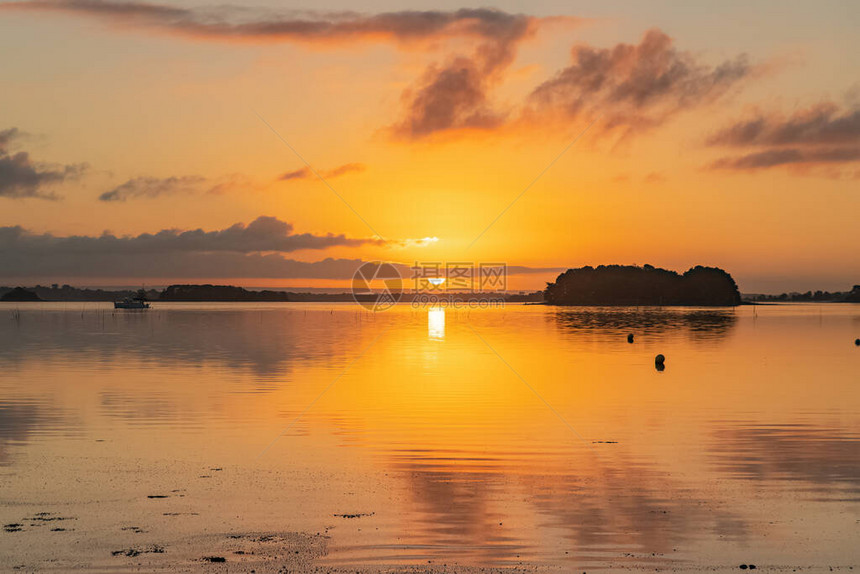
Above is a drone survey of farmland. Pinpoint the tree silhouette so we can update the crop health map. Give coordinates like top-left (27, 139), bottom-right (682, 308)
top-left (544, 265), bottom-right (741, 306)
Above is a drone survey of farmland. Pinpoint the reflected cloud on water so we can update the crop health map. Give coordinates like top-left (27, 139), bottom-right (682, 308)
top-left (0, 400), bottom-right (73, 465)
top-left (710, 423), bottom-right (860, 500)
top-left (0, 306), bottom-right (374, 386)
top-left (360, 450), bottom-right (748, 565)
top-left (551, 307), bottom-right (738, 343)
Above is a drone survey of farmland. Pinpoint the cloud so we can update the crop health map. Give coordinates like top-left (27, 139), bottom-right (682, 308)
top-left (4, 4), bottom-right (745, 143)
top-left (391, 236), bottom-right (439, 249)
top-left (392, 27), bottom-right (750, 141)
top-left (392, 57), bottom-right (509, 139)
top-left (2, 2), bottom-right (550, 46)
top-left (0, 217), bottom-right (462, 279)
top-left (1, 2), bottom-right (571, 141)
top-left (390, 12), bottom-right (538, 139)
top-left (279, 162), bottom-right (366, 182)
top-left (525, 30), bottom-right (750, 141)
top-left (0, 128), bottom-right (22, 153)
top-left (99, 175), bottom-right (207, 201)
top-left (643, 172), bottom-right (667, 184)
top-left (0, 217), bottom-right (560, 280)
top-left (1, 216), bottom-right (379, 256)
top-left (100, 173), bottom-right (264, 201)
top-left (707, 102), bottom-right (860, 147)
top-left (0, 128), bottom-right (87, 200)
top-left (708, 147), bottom-right (860, 170)
top-left (279, 168), bottom-right (311, 181)
top-left (0, 247), bottom-right (371, 280)
top-left (325, 162), bottom-right (366, 178)
top-left (705, 102), bottom-right (860, 173)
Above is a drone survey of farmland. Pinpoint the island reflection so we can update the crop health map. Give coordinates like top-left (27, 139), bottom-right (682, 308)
top-left (551, 307), bottom-right (738, 342)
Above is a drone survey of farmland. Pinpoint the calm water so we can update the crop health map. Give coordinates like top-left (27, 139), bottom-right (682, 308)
top-left (0, 303), bottom-right (858, 570)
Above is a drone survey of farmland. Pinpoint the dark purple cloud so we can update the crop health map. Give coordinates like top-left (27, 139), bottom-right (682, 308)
top-left (0, 128), bottom-right (87, 200)
top-left (0, 216), bottom-right (380, 259)
top-left (708, 147), bottom-right (860, 170)
top-left (2, 2), bottom-right (544, 46)
top-left (707, 103), bottom-right (860, 147)
top-left (706, 102), bottom-right (860, 172)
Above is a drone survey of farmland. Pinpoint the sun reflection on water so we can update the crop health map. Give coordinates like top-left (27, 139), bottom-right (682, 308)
top-left (428, 307), bottom-right (445, 340)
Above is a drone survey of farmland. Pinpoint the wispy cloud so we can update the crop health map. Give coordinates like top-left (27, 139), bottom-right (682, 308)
top-left (708, 147), bottom-right (860, 170)
top-left (0, 127), bottom-right (87, 200)
top-left (100, 173), bottom-right (264, 201)
top-left (279, 162), bottom-right (366, 182)
top-left (99, 175), bottom-right (207, 201)
top-left (390, 236), bottom-right (439, 249)
top-left (2, 2), bottom-right (556, 46)
top-left (643, 172), bottom-right (667, 184)
top-left (706, 102), bottom-right (860, 174)
top-left (707, 102), bottom-right (860, 147)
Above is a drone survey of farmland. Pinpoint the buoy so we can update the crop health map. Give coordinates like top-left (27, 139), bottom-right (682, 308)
top-left (855, 338), bottom-right (860, 346)
top-left (627, 333), bottom-right (634, 343)
top-left (655, 354), bottom-right (665, 365)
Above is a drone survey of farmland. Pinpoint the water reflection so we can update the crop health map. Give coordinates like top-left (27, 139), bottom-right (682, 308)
top-left (710, 423), bottom-right (860, 500)
top-left (428, 308), bottom-right (445, 340)
top-left (0, 400), bottom-right (71, 465)
top-left (387, 456), bottom-right (748, 565)
top-left (0, 305), bottom-right (371, 385)
top-left (0, 303), bottom-right (858, 568)
top-left (552, 307), bottom-right (738, 342)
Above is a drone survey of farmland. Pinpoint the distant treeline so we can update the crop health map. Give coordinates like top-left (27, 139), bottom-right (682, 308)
top-left (0, 283), bottom-right (545, 303)
top-left (160, 284), bottom-right (290, 301)
top-left (0, 284), bottom-right (160, 302)
top-left (544, 265), bottom-right (742, 306)
top-left (746, 286), bottom-right (860, 303)
top-left (6, 280), bottom-right (859, 306)
top-left (159, 284), bottom-right (545, 302)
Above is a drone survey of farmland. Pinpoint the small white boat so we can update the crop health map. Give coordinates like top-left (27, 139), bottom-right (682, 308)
top-left (115, 289), bottom-right (151, 309)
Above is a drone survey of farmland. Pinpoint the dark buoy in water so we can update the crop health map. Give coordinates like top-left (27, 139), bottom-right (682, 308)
top-left (627, 333), bottom-right (634, 343)
top-left (855, 338), bottom-right (860, 346)
top-left (655, 354), bottom-right (665, 369)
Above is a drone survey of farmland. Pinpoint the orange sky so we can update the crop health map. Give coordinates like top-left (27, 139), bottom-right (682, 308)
top-left (0, 0), bottom-right (858, 292)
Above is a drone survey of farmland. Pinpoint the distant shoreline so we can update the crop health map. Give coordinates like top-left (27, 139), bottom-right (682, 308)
top-left (2, 279), bottom-right (858, 304)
